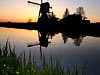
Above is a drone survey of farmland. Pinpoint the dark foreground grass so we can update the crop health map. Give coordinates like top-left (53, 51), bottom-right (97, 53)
top-left (0, 41), bottom-right (91, 75)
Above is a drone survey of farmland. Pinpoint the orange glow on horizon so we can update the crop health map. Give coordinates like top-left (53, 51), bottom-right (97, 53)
top-left (0, 27), bottom-right (39, 42)
top-left (0, 14), bottom-right (100, 23)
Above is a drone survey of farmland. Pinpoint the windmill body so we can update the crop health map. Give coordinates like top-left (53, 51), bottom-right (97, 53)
top-left (27, 0), bottom-right (52, 23)
top-left (40, 2), bottom-right (50, 14)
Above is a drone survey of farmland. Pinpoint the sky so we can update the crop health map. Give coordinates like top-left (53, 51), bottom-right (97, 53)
top-left (0, 0), bottom-right (100, 23)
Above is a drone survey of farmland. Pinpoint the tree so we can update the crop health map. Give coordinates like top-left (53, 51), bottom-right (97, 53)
top-left (76, 7), bottom-right (87, 20)
top-left (63, 8), bottom-right (69, 18)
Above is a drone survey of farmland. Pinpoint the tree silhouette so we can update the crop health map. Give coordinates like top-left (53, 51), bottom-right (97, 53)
top-left (76, 7), bottom-right (87, 20)
top-left (63, 8), bottom-right (69, 18)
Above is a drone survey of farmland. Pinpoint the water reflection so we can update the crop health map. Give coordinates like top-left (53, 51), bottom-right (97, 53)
top-left (62, 32), bottom-right (86, 46)
top-left (27, 28), bottom-right (89, 48)
top-left (72, 35), bottom-right (85, 46)
top-left (27, 29), bottom-right (52, 59)
top-left (0, 27), bottom-right (100, 75)
top-left (62, 34), bottom-right (68, 44)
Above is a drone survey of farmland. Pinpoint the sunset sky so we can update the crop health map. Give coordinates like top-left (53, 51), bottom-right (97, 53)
top-left (0, 0), bottom-right (100, 23)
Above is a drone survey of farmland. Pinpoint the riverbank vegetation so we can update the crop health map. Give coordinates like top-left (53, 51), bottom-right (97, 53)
top-left (0, 40), bottom-right (91, 75)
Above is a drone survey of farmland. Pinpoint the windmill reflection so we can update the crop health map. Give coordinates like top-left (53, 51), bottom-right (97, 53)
top-left (38, 30), bottom-right (51, 47)
top-left (27, 30), bottom-right (51, 60)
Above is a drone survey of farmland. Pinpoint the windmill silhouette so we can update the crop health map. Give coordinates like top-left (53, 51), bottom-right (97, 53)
top-left (27, 0), bottom-right (53, 59)
top-left (27, 0), bottom-right (52, 23)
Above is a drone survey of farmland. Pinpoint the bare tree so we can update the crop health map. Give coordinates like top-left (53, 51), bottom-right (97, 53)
top-left (76, 7), bottom-right (87, 20)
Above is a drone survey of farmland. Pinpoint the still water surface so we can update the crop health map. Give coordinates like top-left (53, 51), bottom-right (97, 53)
top-left (0, 27), bottom-right (100, 75)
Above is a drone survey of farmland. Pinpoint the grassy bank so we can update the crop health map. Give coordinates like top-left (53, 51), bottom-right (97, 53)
top-left (0, 41), bottom-right (91, 75)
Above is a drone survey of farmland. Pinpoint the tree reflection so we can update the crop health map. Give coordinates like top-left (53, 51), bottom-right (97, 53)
top-left (61, 33), bottom-right (86, 46)
top-left (72, 35), bottom-right (85, 46)
top-left (62, 34), bottom-right (68, 44)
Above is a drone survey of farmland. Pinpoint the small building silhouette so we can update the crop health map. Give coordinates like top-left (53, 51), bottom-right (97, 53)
top-left (67, 14), bottom-right (82, 24)
top-left (61, 14), bottom-right (90, 25)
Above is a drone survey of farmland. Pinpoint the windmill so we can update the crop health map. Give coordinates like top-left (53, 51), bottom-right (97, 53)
top-left (27, 0), bottom-right (52, 23)
top-left (27, 0), bottom-right (53, 59)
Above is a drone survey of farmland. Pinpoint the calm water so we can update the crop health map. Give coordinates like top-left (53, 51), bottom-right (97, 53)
top-left (0, 27), bottom-right (100, 75)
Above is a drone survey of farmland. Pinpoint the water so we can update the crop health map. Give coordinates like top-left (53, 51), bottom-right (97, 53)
top-left (0, 27), bottom-right (100, 74)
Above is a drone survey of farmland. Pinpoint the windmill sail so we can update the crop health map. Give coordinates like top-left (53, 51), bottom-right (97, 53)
top-left (27, 1), bottom-right (40, 5)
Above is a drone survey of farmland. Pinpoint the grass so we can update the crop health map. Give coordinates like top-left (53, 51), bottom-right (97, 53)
top-left (0, 40), bottom-right (92, 75)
